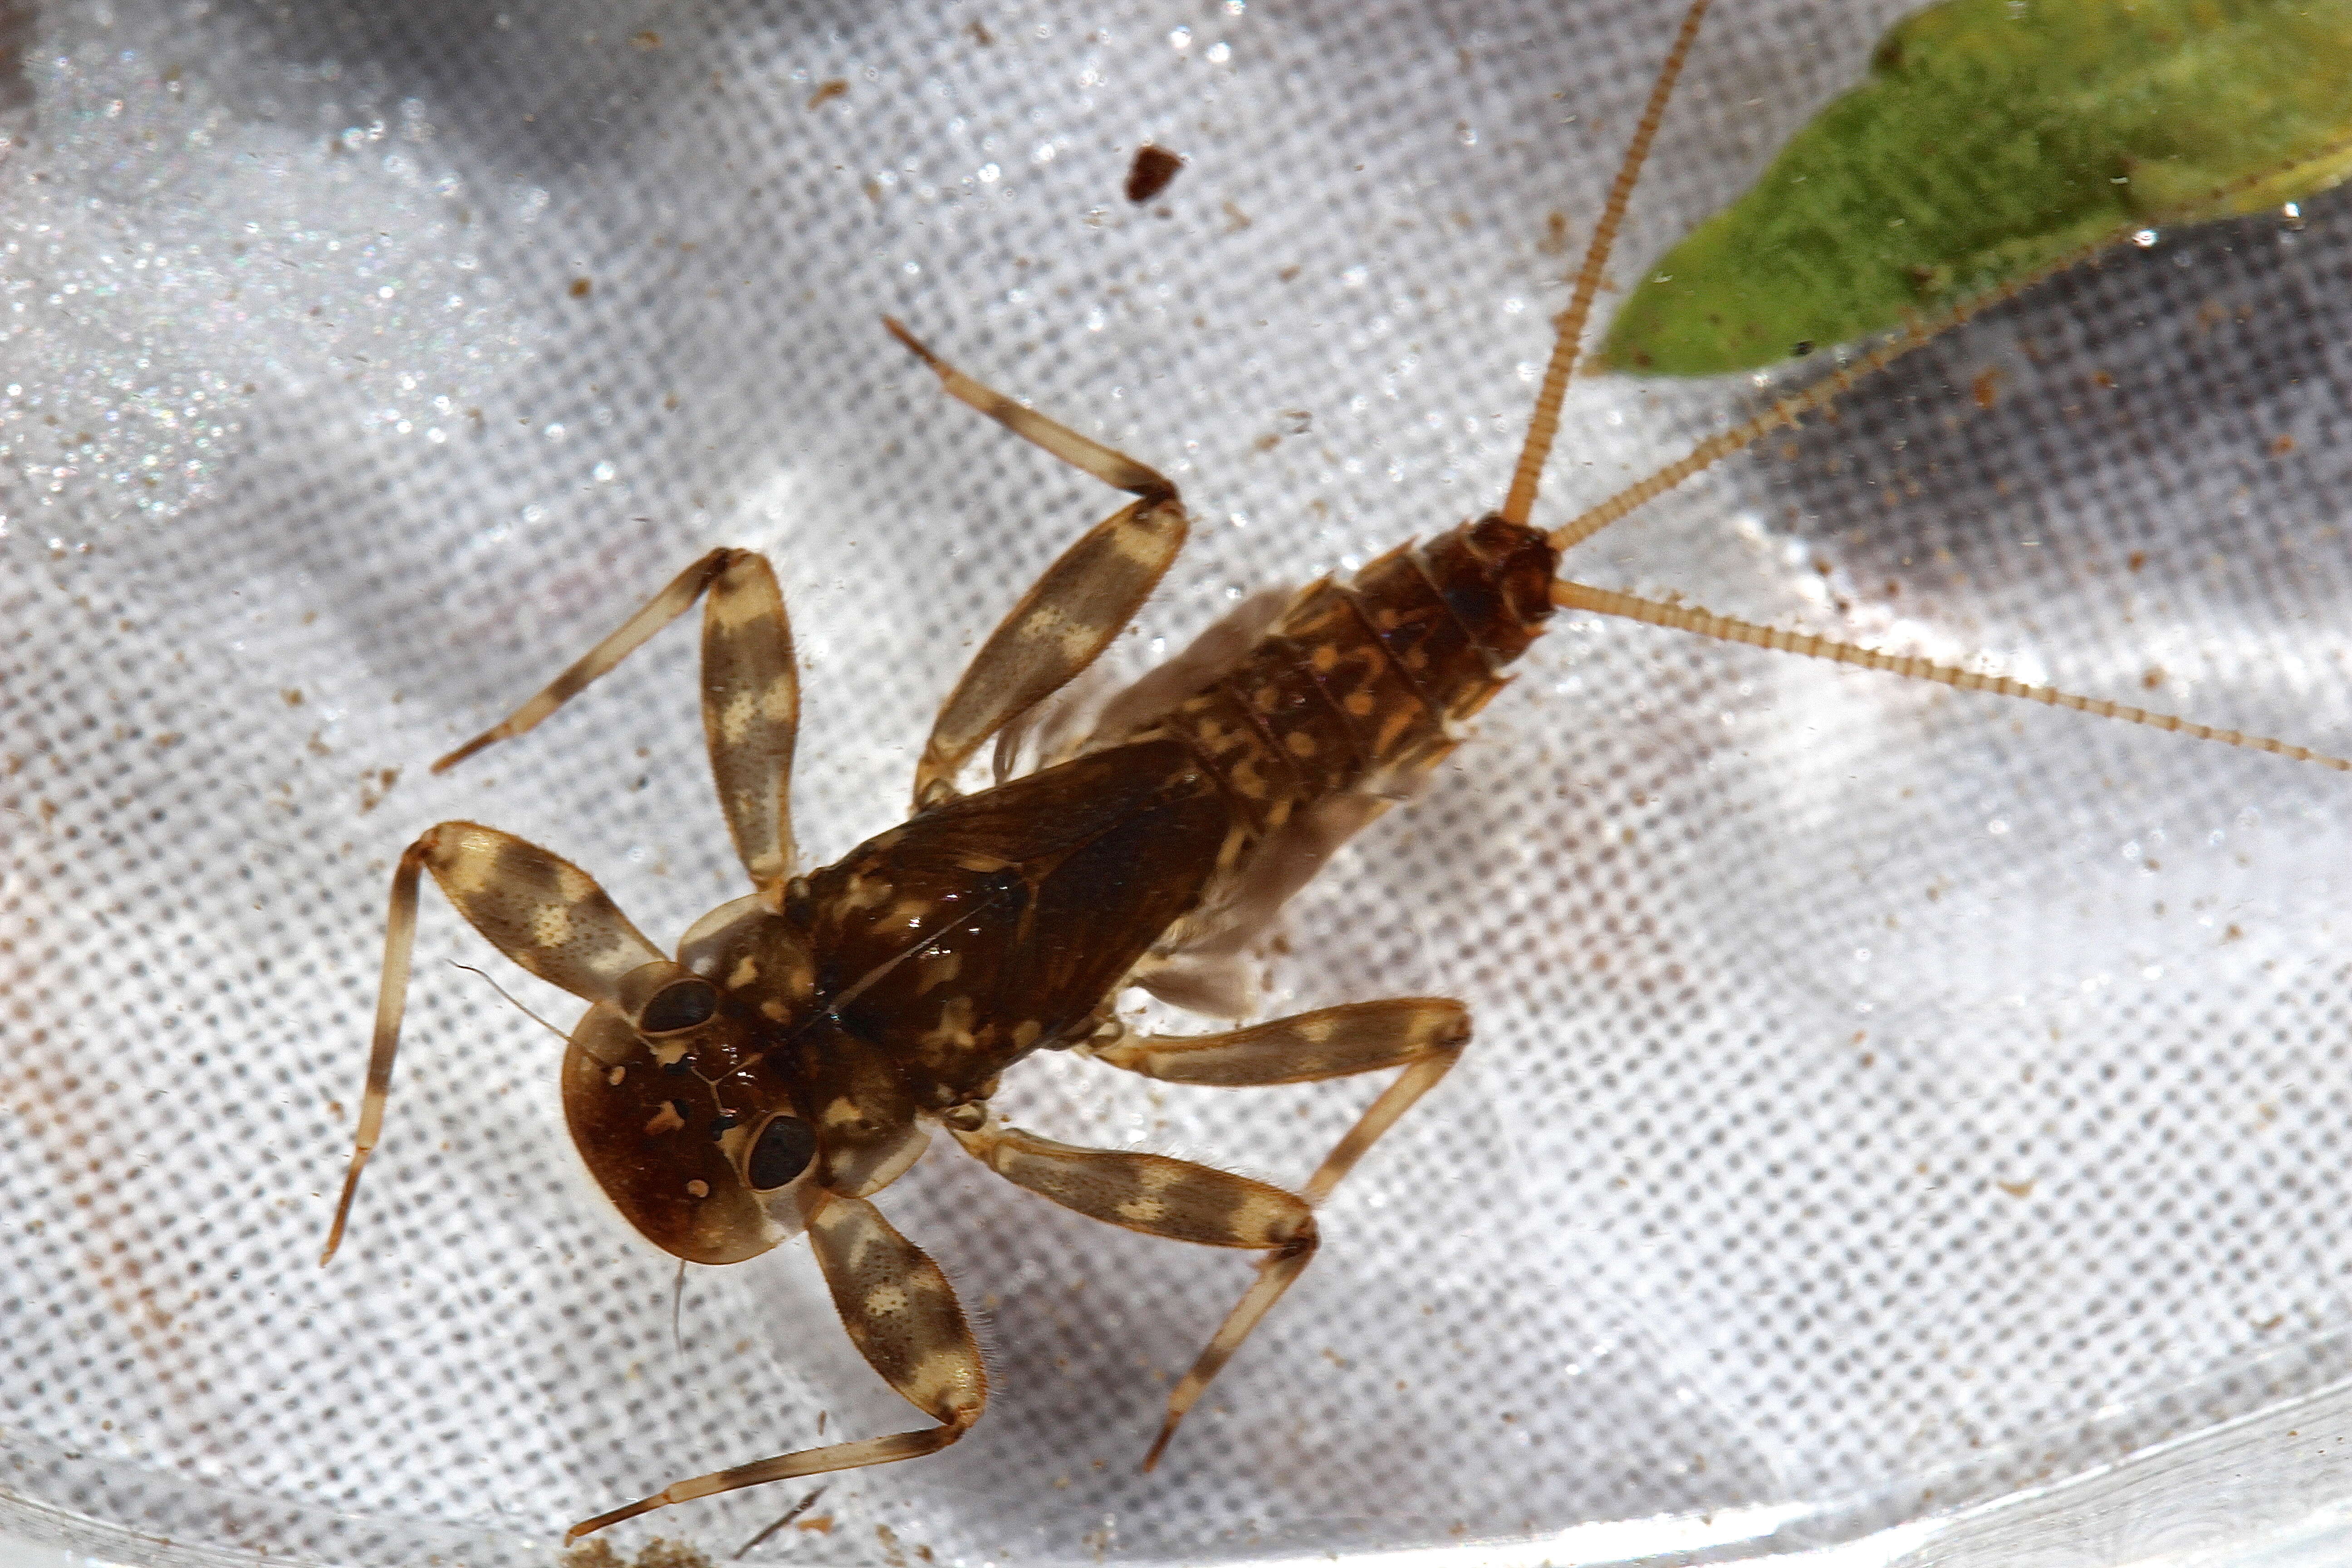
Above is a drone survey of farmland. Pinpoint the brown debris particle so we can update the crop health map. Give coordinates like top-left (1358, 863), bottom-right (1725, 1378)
top-left (569, 277), bottom-right (593, 299)
top-left (1995, 1179), bottom-right (2035, 1200)
top-left (1970, 366), bottom-right (2003, 410)
top-left (2271, 433), bottom-right (2297, 456)
top-left (807, 78), bottom-right (849, 110)
top-left (358, 766), bottom-right (400, 814)
top-left (1126, 143), bottom-right (1185, 203)
top-left (562, 1539), bottom-right (711, 1568)
top-left (635, 1543), bottom-right (710, 1568)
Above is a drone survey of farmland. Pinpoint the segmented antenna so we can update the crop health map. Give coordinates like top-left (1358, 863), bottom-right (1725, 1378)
top-left (1554, 580), bottom-right (2352, 769)
top-left (1547, 311), bottom-right (1941, 554)
top-left (1519, 94), bottom-right (2352, 771)
top-left (1500, 0), bottom-right (1712, 528)
top-left (1548, 124), bottom-right (2352, 554)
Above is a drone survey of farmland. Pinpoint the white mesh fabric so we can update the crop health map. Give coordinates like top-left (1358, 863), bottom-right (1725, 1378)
top-left (5, 1), bottom-right (2352, 1565)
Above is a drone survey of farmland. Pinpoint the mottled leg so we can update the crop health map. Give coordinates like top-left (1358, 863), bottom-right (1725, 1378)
top-left (431, 548), bottom-right (804, 889)
top-left (434, 548), bottom-right (741, 773)
top-left (320, 822), bottom-right (686, 1263)
top-left (943, 1105), bottom-right (1319, 1469)
top-left (884, 317), bottom-right (1188, 810)
top-left (567, 1190), bottom-right (986, 1542)
top-left (318, 839), bottom-right (426, 1265)
top-left (1078, 997), bottom-right (1470, 1460)
top-left (696, 552), bottom-right (801, 889)
top-left (1088, 997), bottom-right (1470, 1202)
top-left (885, 316), bottom-right (1170, 495)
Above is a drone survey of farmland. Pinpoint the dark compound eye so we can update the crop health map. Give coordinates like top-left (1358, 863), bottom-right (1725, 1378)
top-left (746, 1114), bottom-right (817, 1191)
top-left (638, 977), bottom-right (718, 1035)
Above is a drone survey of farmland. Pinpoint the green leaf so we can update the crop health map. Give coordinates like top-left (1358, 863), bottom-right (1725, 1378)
top-left (1596, 0), bottom-right (2352, 377)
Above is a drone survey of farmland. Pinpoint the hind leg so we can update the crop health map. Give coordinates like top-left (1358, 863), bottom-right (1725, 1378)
top-left (886, 318), bottom-right (1189, 809)
top-left (567, 1190), bottom-right (986, 1541)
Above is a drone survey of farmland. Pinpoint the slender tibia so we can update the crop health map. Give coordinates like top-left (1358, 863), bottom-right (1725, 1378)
top-left (433, 548), bottom-right (743, 773)
top-left (1143, 1231), bottom-right (1315, 1471)
top-left (945, 1107), bottom-right (1320, 1472)
top-left (568, 1191), bottom-right (986, 1543)
top-left (319, 839), bottom-right (427, 1264)
top-left (569, 1422), bottom-right (970, 1543)
top-left (1556, 579), bottom-right (2352, 770)
top-left (883, 316), bottom-right (1174, 499)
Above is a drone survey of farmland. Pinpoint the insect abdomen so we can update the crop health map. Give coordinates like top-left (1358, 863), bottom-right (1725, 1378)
top-left (1139, 515), bottom-right (1556, 837)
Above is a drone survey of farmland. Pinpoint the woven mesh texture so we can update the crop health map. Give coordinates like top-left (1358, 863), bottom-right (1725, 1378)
top-left (5, 1), bottom-right (2352, 1564)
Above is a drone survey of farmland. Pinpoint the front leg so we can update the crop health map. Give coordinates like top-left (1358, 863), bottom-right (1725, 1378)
top-left (321, 822), bottom-right (690, 1263)
top-left (568, 1189), bottom-right (987, 1541)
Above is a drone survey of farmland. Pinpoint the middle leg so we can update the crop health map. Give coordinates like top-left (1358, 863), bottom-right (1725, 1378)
top-left (951, 996), bottom-right (1469, 1467)
top-left (1088, 996), bottom-right (1471, 1204)
top-left (1085, 996), bottom-right (1470, 1460)
top-left (940, 1106), bottom-right (1318, 1468)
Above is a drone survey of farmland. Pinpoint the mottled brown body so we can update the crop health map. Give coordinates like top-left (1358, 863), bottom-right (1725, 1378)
top-left (551, 519), bottom-right (1553, 1276)
top-left (323, 0), bottom-right (2323, 1541)
top-left (1130, 518), bottom-right (1556, 846)
top-left (323, 328), bottom-right (1507, 1539)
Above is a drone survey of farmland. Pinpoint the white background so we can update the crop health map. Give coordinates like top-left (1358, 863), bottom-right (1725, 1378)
top-left (4, 1), bottom-right (2352, 1564)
